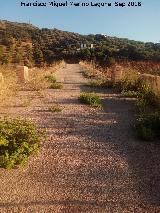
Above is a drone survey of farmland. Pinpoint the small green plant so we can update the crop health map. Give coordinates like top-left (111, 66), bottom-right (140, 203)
top-left (87, 79), bottom-right (113, 88)
top-left (20, 98), bottom-right (32, 107)
top-left (45, 75), bottom-right (56, 84)
top-left (138, 83), bottom-right (160, 108)
top-left (48, 105), bottom-right (63, 112)
top-left (83, 69), bottom-right (95, 78)
top-left (49, 83), bottom-right (63, 89)
top-left (136, 98), bottom-right (148, 114)
top-left (121, 90), bottom-right (138, 98)
top-left (134, 112), bottom-right (160, 141)
top-left (118, 69), bottom-right (140, 93)
top-left (0, 118), bottom-right (45, 169)
top-left (36, 90), bottom-right (45, 98)
top-left (79, 92), bottom-right (101, 107)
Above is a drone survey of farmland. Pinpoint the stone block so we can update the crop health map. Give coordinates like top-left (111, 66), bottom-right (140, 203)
top-left (16, 66), bottom-right (29, 83)
top-left (111, 65), bottom-right (123, 83)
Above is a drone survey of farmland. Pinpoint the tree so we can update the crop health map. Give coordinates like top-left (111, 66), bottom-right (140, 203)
top-left (80, 48), bottom-right (91, 60)
top-left (25, 45), bottom-right (33, 65)
top-left (0, 47), bottom-right (3, 61)
top-left (33, 47), bottom-right (44, 66)
top-left (15, 50), bottom-right (23, 64)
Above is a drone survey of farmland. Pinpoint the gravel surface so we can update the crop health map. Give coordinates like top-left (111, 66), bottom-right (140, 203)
top-left (0, 64), bottom-right (160, 213)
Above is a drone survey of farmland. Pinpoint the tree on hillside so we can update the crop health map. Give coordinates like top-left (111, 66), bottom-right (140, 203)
top-left (0, 46), bottom-right (3, 61)
top-left (1, 54), bottom-right (10, 65)
top-left (15, 49), bottom-right (23, 64)
top-left (80, 48), bottom-right (91, 60)
top-left (25, 45), bottom-right (34, 66)
top-left (33, 47), bottom-right (44, 66)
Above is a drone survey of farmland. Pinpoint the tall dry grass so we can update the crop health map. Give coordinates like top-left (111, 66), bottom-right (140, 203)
top-left (0, 65), bottom-right (18, 106)
top-left (22, 60), bottom-right (66, 91)
top-left (120, 60), bottom-right (160, 76)
top-left (79, 61), bottom-right (111, 80)
top-left (0, 60), bottom-right (66, 105)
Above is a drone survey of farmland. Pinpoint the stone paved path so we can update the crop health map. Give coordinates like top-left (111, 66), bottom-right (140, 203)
top-left (0, 64), bottom-right (160, 213)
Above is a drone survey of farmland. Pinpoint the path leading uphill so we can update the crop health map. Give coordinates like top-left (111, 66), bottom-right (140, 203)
top-left (0, 64), bottom-right (160, 212)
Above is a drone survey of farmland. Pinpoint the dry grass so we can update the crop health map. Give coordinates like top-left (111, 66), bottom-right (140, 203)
top-left (0, 65), bottom-right (18, 106)
top-left (22, 60), bottom-right (65, 91)
top-left (120, 60), bottom-right (160, 76)
top-left (0, 60), bottom-right (65, 105)
top-left (79, 61), bottom-right (110, 81)
top-left (24, 67), bottom-right (49, 91)
top-left (122, 68), bottom-right (140, 84)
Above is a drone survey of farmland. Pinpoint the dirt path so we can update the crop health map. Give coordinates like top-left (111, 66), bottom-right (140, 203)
top-left (0, 64), bottom-right (160, 213)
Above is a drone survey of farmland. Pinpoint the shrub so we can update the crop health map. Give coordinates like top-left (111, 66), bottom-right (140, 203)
top-left (79, 92), bottom-right (101, 107)
top-left (48, 105), bottom-right (63, 112)
top-left (138, 83), bottom-right (160, 108)
top-left (106, 57), bottom-right (116, 68)
top-left (45, 75), bottom-right (56, 83)
top-left (119, 69), bottom-right (140, 92)
top-left (0, 118), bottom-right (44, 169)
top-left (135, 112), bottom-right (160, 141)
top-left (82, 69), bottom-right (95, 78)
top-left (136, 98), bottom-right (148, 114)
top-left (121, 90), bottom-right (138, 98)
top-left (49, 82), bottom-right (63, 89)
top-left (87, 79), bottom-right (113, 88)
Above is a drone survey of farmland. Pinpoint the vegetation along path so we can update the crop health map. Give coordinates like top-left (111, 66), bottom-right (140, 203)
top-left (0, 64), bottom-right (160, 212)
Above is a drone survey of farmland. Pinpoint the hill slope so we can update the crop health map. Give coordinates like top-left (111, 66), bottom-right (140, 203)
top-left (0, 20), bottom-right (160, 66)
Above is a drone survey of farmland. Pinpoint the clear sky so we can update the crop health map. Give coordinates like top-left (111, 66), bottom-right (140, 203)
top-left (0, 0), bottom-right (159, 43)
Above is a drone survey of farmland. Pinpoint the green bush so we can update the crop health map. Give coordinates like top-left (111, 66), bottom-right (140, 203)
top-left (135, 112), bottom-right (160, 141)
top-left (79, 92), bottom-right (101, 107)
top-left (121, 90), bottom-right (138, 98)
top-left (87, 79), bottom-right (113, 88)
top-left (48, 105), bottom-right (63, 112)
top-left (138, 83), bottom-right (160, 108)
top-left (119, 69), bottom-right (140, 92)
top-left (136, 98), bottom-right (148, 114)
top-left (0, 118), bottom-right (44, 169)
top-left (49, 82), bottom-right (63, 89)
top-left (45, 75), bottom-right (56, 84)
top-left (45, 74), bottom-right (63, 89)
top-left (82, 69), bottom-right (95, 78)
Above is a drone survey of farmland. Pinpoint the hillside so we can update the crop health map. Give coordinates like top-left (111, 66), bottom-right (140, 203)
top-left (0, 20), bottom-right (160, 67)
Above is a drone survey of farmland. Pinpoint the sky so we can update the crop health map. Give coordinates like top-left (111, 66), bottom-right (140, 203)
top-left (0, 0), bottom-right (159, 43)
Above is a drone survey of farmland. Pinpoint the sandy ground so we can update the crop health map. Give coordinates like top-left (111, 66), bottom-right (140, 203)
top-left (0, 64), bottom-right (160, 213)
